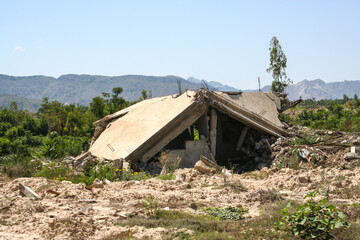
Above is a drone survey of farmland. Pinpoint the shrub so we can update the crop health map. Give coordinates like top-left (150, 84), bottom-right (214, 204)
top-left (0, 138), bottom-right (11, 156)
top-left (1, 154), bottom-right (40, 178)
top-left (37, 136), bottom-right (89, 159)
top-left (140, 194), bottom-right (159, 217)
top-left (115, 166), bottom-right (152, 181)
top-left (156, 173), bottom-right (175, 180)
top-left (203, 206), bottom-right (247, 220)
top-left (35, 163), bottom-right (71, 180)
top-left (274, 191), bottom-right (350, 239)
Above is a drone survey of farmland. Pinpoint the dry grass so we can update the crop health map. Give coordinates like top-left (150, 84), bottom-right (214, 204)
top-left (158, 151), bottom-right (182, 174)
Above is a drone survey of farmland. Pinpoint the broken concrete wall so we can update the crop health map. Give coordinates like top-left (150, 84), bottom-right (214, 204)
top-left (169, 139), bottom-right (211, 168)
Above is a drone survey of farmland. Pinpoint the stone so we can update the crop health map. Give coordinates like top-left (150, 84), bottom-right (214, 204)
top-left (92, 178), bottom-right (104, 188)
top-left (194, 160), bottom-right (214, 174)
top-left (298, 174), bottom-right (310, 183)
top-left (19, 183), bottom-right (42, 199)
top-left (344, 152), bottom-right (360, 160)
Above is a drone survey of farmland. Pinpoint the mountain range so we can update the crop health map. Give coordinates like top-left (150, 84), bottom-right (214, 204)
top-left (246, 79), bottom-right (360, 100)
top-left (0, 74), bottom-right (359, 111)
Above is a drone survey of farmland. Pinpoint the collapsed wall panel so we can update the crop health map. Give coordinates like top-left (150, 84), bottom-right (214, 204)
top-left (89, 91), bottom-right (205, 162)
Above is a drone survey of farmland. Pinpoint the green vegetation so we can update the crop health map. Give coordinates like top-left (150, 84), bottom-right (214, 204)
top-left (0, 87), bottom-right (148, 181)
top-left (122, 204), bottom-right (291, 239)
top-left (275, 192), bottom-right (349, 239)
top-left (202, 206), bottom-right (247, 220)
top-left (156, 173), bottom-right (176, 180)
top-left (120, 197), bottom-right (358, 239)
top-left (140, 194), bottom-right (159, 217)
top-left (284, 97), bottom-right (360, 132)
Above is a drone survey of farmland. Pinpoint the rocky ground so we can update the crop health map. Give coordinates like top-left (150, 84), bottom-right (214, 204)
top-left (1, 165), bottom-right (360, 239)
top-left (1, 126), bottom-right (360, 240)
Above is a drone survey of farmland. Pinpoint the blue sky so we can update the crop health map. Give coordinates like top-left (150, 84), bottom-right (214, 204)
top-left (0, 0), bottom-right (359, 90)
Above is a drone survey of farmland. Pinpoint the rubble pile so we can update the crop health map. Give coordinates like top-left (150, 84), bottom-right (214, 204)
top-left (1, 161), bottom-right (360, 239)
top-left (270, 125), bottom-right (360, 170)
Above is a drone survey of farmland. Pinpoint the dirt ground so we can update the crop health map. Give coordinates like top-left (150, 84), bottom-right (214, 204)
top-left (1, 162), bottom-right (360, 240)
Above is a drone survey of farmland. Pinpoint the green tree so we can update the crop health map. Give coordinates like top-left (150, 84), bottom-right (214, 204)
top-left (266, 36), bottom-right (292, 93)
top-left (10, 101), bottom-right (18, 111)
top-left (139, 89), bottom-right (148, 101)
top-left (354, 94), bottom-right (358, 101)
top-left (90, 96), bottom-right (105, 119)
top-left (110, 87), bottom-right (126, 113)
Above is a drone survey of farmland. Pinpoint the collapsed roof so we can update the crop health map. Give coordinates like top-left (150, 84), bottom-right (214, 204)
top-left (88, 90), bottom-right (287, 168)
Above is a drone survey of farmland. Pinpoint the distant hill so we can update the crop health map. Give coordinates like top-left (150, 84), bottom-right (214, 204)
top-left (285, 79), bottom-right (360, 100)
top-left (1, 74), bottom-right (359, 112)
top-left (245, 79), bottom-right (360, 101)
top-left (187, 77), bottom-right (239, 91)
top-left (0, 74), bottom-right (215, 106)
top-left (0, 94), bottom-right (41, 112)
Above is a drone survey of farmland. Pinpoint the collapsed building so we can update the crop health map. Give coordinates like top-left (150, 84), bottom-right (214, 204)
top-left (88, 90), bottom-right (288, 173)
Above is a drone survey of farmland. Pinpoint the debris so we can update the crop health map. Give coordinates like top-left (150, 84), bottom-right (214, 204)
top-left (199, 155), bottom-right (222, 172)
top-left (74, 151), bottom-right (91, 165)
top-left (298, 174), bottom-right (311, 183)
top-left (344, 152), bottom-right (360, 160)
top-left (79, 204), bottom-right (92, 215)
top-left (0, 173), bottom-right (5, 182)
top-left (299, 149), bottom-right (311, 159)
top-left (194, 160), bottom-right (215, 174)
top-left (176, 173), bottom-right (186, 181)
top-left (351, 146), bottom-right (356, 153)
top-left (103, 178), bottom-right (111, 184)
top-left (221, 168), bottom-right (232, 176)
top-left (78, 199), bottom-right (97, 203)
top-left (19, 183), bottom-right (42, 200)
top-left (190, 202), bottom-right (198, 210)
top-left (47, 189), bottom-right (60, 196)
top-left (92, 178), bottom-right (104, 188)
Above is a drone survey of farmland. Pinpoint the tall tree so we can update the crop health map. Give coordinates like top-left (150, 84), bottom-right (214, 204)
top-left (90, 96), bottom-right (105, 119)
top-left (266, 36), bottom-right (292, 93)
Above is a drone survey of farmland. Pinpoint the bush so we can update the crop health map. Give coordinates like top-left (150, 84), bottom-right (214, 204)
top-left (35, 163), bottom-right (71, 180)
top-left (274, 191), bottom-right (350, 239)
top-left (156, 173), bottom-right (175, 180)
top-left (0, 138), bottom-right (11, 156)
top-left (115, 166), bottom-right (152, 181)
top-left (140, 194), bottom-right (159, 217)
top-left (37, 136), bottom-right (89, 159)
top-left (1, 155), bottom-right (40, 178)
top-left (21, 131), bottom-right (44, 147)
top-left (203, 206), bottom-right (247, 220)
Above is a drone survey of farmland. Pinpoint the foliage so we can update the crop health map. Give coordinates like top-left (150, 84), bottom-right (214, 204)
top-left (291, 134), bottom-right (318, 145)
top-left (274, 192), bottom-right (350, 239)
top-left (286, 100), bottom-right (360, 132)
top-left (0, 87), bottom-right (148, 180)
top-left (266, 36), bottom-right (292, 93)
top-left (35, 163), bottom-right (71, 180)
top-left (37, 136), bottom-right (89, 159)
top-left (1, 154), bottom-right (40, 178)
top-left (140, 194), bottom-right (159, 217)
top-left (115, 166), bottom-right (152, 181)
top-left (156, 173), bottom-right (176, 180)
top-left (0, 138), bottom-right (11, 156)
top-left (203, 206), bottom-right (247, 220)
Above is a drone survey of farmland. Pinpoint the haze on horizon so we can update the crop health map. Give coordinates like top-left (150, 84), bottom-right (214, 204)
top-left (0, 0), bottom-right (359, 90)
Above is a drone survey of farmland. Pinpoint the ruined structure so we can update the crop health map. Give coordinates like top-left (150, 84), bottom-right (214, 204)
top-left (88, 90), bottom-right (288, 172)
